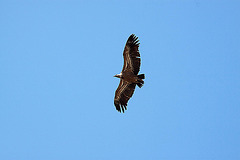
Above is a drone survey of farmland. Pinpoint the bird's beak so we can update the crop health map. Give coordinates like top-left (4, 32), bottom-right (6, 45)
top-left (113, 75), bottom-right (117, 77)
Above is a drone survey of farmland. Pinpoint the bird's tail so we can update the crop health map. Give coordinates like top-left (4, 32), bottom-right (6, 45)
top-left (137, 74), bottom-right (145, 88)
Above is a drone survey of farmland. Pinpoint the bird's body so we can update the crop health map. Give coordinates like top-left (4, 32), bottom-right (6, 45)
top-left (114, 34), bottom-right (145, 113)
top-left (122, 72), bottom-right (137, 83)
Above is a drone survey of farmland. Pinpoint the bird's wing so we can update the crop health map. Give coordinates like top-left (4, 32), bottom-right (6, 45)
top-left (114, 79), bottom-right (137, 113)
top-left (122, 34), bottom-right (141, 75)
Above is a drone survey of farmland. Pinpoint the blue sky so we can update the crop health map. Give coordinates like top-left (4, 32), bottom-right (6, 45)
top-left (0, 0), bottom-right (240, 159)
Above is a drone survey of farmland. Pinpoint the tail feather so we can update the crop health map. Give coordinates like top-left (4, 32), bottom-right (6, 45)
top-left (136, 74), bottom-right (145, 88)
top-left (138, 74), bottom-right (145, 79)
top-left (137, 82), bottom-right (143, 88)
top-left (137, 79), bottom-right (144, 88)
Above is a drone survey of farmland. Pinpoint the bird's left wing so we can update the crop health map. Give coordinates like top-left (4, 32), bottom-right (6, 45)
top-left (122, 34), bottom-right (141, 75)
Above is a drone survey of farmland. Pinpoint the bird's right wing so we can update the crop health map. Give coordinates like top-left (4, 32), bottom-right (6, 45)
top-left (114, 79), bottom-right (137, 113)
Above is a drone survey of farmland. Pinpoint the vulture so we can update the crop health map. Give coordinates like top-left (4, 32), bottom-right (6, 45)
top-left (114, 34), bottom-right (145, 113)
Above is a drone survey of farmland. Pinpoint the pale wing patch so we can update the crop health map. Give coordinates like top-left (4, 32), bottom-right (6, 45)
top-left (125, 47), bottom-right (134, 72)
top-left (115, 82), bottom-right (129, 100)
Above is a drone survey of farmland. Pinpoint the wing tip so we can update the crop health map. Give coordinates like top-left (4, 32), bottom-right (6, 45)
top-left (114, 100), bottom-right (127, 113)
top-left (127, 34), bottom-right (140, 46)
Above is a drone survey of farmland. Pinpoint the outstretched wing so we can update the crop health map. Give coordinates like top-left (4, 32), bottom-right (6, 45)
top-left (114, 79), bottom-right (137, 113)
top-left (122, 34), bottom-right (141, 75)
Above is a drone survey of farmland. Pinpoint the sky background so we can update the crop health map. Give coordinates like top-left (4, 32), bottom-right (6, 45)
top-left (0, 0), bottom-right (240, 160)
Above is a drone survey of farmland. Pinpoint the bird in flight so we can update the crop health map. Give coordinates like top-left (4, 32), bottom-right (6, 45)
top-left (114, 34), bottom-right (145, 113)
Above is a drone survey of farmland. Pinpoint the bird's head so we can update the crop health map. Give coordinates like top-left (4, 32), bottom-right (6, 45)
top-left (114, 73), bottom-right (122, 78)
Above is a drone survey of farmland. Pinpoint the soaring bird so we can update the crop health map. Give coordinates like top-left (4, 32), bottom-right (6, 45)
top-left (114, 34), bottom-right (145, 113)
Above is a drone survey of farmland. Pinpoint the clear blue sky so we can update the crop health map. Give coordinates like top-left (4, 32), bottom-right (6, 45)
top-left (1, 0), bottom-right (240, 159)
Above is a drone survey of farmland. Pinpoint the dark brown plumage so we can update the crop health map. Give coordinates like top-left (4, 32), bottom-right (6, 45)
top-left (114, 34), bottom-right (145, 113)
